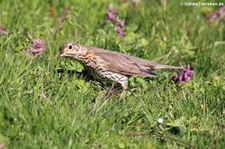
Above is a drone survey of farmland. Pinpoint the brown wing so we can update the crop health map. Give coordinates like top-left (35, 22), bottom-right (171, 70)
top-left (92, 50), bottom-right (158, 77)
top-left (84, 45), bottom-right (183, 77)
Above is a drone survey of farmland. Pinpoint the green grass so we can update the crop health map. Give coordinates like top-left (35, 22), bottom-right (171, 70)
top-left (0, 0), bottom-right (225, 148)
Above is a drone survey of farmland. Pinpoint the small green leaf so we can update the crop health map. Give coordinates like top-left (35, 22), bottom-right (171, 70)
top-left (118, 142), bottom-right (125, 148)
top-left (140, 38), bottom-right (149, 46)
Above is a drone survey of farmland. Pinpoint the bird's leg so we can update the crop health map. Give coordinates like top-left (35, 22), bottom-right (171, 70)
top-left (107, 87), bottom-right (126, 95)
top-left (102, 85), bottom-right (138, 100)
top-left (105, 79), bottom-right (128, 97)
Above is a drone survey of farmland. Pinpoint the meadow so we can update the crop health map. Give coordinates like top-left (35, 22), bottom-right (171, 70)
top-left (0, 0), bottom-right (225, 148)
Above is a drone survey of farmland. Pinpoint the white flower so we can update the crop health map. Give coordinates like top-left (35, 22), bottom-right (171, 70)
top-left (157, 118), bottom-right (163, 124)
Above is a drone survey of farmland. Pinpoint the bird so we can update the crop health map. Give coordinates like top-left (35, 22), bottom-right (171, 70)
top-left (60, 42), bottom-right (183, 90)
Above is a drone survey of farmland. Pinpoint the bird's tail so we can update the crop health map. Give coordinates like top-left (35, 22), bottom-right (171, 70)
top-left (150, 63), bottom-right (184, 70)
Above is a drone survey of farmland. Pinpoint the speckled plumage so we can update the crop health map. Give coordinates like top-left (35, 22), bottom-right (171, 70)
top-left (60, 42), bottom-right (183, 89)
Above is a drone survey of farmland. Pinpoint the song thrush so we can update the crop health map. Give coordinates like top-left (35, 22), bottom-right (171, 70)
top-left (60, 42), bottom-right (183, 89)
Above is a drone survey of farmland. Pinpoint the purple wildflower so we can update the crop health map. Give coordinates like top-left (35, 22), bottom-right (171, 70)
top-left (105, 7), bottom-right (125, 38)
top-left (106, 13), bottom-right (115, 22)
top-left (0, 26), bottom-right (4, 33)
top-left (0, 25), bottom-right (7, 34)
top-left (28, 33), bottom-right (45, 54)
top-left (105, 7), bottom-right (117, 22)
top-left (205, 6), bottom-right (225, 21)
top-left (107, 7), bottom-right (118, 14)
top-left (114, 26), bottom-right (124, 38)
top-left (116, 19), bottom-right (125, 27)
top-left (171, 64), bottom-right (194, 83)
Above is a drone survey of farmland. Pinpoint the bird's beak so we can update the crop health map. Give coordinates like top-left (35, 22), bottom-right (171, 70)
top-left (60, 53), bottom-right (66, 57)
top-left (60, 51), bottom-right (75, 57)
top-left (60, 48), bottom-right (69, 57)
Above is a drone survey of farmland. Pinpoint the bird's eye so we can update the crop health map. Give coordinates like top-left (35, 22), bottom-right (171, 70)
top-left (68, 45), bottom-right (73, 49)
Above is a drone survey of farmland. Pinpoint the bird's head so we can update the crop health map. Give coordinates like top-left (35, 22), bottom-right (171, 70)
top-left (60, 42), bottom-right (88, 61)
